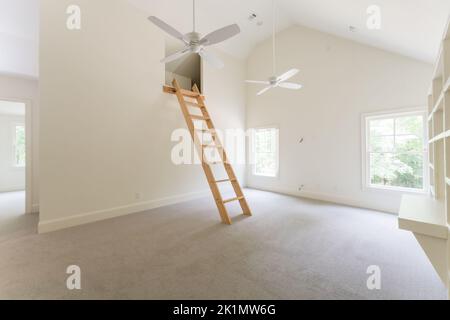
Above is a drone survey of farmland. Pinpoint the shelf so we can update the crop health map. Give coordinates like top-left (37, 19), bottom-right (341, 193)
top-left (406, 17), bottom-right (450, 290)
top-left (444, 17), bottom-right (450, 40)
top-left (444, 77), bottom-right (450, 93)
top-left (427, 92), bottom-right (444, 121)
top-left (398, 194), bottom-right (448, 239)
top-left (431, 47), bottom-right (444, 80)
top-left (428, 130), bottom-right (450, 143)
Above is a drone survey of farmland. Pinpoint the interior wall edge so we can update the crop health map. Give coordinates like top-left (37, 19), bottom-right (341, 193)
top-left (31, 203), bottom-right (39, 214)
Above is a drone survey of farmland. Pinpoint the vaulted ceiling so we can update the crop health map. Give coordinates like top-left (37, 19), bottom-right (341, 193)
top-left (0, 0), bottom-right (449, 78)
top-left (130, 0), bottom-right (450, 63)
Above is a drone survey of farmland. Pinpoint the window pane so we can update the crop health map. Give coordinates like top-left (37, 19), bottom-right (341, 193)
top-left (253, 128), bottom-right (278, 177)
top-left (255, 130), bottom-right (274, 153)
top-left (255, 153), bottom-right (276, 176)
top-left (369, 118), bottom-right (394, 136)
top-left (395, 153), bottom-right (423, 189)
top-left (369, 135), bottom-right (394, 152)
top-left (15, 125), bottom-right (26, 167)
top-left (395, 115), bottom-right (423, 137)
top-left (370, 152), bottom-right (423, 189)
top-left (395, 135), bottom-right (422, 153)
top-left (370, 153), bottom-right (396, 186)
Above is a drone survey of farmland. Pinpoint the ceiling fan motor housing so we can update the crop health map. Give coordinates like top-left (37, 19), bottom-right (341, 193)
top-left (185, 32), bottom-right (203, 53)
top-left (269, 76), bottom-right (278, 85)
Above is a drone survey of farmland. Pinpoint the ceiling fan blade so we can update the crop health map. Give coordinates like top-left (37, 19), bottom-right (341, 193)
top-left (199, 49), bottom-right (224, 69)
top-left (245, 80), bottom-right (270, 85)
top-left (161, 48), bottom-right (191, 63)
top-left (278, 82), bottom-right (303, 90)
top-left (257, 86), bottom-right (272, 96)
top-left (201, 24), bottom-right (241, 46)
top-left (148, 16), bottom-right (185, 42)
top-left (277, 68), bottom-right (300, 82)
top-left (245, 80), bottom-right (271, 85)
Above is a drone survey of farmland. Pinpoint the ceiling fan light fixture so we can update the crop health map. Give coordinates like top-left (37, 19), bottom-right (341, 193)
top-left (148, 0), bottom-right (241, 69)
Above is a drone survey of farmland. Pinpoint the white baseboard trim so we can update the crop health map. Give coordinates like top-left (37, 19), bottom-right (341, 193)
top-left (38, 189), bottom-right (211, 234)
top-left (247, 185), bottom-right (397, 214)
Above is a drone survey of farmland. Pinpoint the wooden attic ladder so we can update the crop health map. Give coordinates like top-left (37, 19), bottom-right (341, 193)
top-left (164, 79), bottom-right (251, 224)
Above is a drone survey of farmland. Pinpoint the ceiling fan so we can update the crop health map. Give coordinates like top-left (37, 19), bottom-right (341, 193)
top-left (148, 0), bottom-right (240, 69)
top-left (246, 0), bottom-right (302, 96)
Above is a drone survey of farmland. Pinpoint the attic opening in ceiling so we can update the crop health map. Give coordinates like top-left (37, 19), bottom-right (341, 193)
top-left (164, 37), bottom-right (201, 92)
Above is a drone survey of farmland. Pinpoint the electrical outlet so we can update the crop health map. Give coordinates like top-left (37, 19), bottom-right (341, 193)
top-left (135, 192), bottom-right (142, 200)
top-left (298, 185), bottom-right (305, 192)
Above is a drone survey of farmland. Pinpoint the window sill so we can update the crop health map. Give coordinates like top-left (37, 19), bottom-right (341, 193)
top-left (252, 174), bottom-right (278, 178)
top-left (364, 184), bottom-right (427, 195)
top-left (11, 165), bottom-right (25, 170)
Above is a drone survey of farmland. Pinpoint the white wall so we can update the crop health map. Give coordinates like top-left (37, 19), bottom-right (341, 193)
top-left (0, 114), bottom-right (25, 192)
top-left (39, 0), bottom-right (246, 232)
top-left (0, 75), bottom-right (39, 211)
top-left (246, 25), bottom-right (433, 214)
top-left (202, 48), bottom-right (247, 183)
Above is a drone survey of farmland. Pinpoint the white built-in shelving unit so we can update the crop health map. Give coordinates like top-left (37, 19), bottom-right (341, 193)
top-left (399, 18), bottom-right (450, 299)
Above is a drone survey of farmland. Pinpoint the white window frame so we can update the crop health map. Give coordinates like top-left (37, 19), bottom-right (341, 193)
top-left (361, 108), bottom-right (428, 194)
top-left (12, 122), bottom-right (26, 168)
top-left (250, 126), bottom-right (280, 178)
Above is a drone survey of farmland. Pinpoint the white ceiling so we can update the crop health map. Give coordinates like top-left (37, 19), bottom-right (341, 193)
top-left (0, 100), bottom-right (26, 116)
top-left (130, 0), bottom-right (450, 63)
top-left (0, 0), bottom-right (448, 79)
top-left (0, 0), bottom-right (39, 78)
top-left (279, 0), bottom-right (450, 63)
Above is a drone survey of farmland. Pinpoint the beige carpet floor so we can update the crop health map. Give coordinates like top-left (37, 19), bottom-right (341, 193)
top-left (0, 189), bottom-right (446, 299)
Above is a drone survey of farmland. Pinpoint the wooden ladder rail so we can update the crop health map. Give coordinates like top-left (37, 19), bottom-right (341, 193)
top-left (169, 79), bottom-right (252, 224)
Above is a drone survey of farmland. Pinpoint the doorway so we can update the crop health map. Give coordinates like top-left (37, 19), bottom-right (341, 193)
top-left (0, 99), bottom-right (32, 219)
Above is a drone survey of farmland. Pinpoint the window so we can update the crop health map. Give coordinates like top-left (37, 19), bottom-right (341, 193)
top-left (363, 110), bottom-right (427, 192)
top-left (13, 124), bottom-right (25, 167)
top-left (251, 127), bottom-right (279, 177)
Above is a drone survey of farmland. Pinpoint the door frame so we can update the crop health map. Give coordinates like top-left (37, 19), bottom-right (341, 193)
top-left (0, 97), bottom-right (34, 214)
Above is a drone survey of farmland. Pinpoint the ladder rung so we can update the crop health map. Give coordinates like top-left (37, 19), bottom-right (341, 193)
top-left (216, 179), bottom-right (236, 183)
top-left (185, 101), bottom-right (205, 108)
top-left (223, 196), bottom-right (244, 204)
top-left (182, 92), bottom-right (200, 98)
top-left (163, 85), bottom-right (203, 98)
top-left (196, 129), bottom-right (214, 133)
top-left (191, 115), bottom-right (210, 121)
top-left (202, 144), bottom-right (223, 149)
top-left (205, 161), bottom-right (221, 165)
top-left (179, 89), bottom-right (200, 97)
